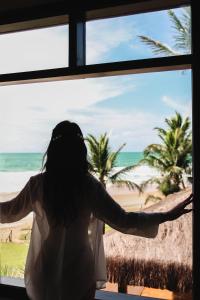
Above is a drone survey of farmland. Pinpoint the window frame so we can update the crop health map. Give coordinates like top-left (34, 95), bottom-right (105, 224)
top-left (1, 0), bottom-right (199, 299)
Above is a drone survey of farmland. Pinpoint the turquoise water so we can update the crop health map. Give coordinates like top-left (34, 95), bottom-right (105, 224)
top-left (0, 153), bottom-right (44, 172)
top-left (0, 152), bottom-right (143, 172)
top-left (115, 152), bottom-right (143, 167)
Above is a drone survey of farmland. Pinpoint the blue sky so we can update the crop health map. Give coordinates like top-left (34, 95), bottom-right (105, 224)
top-left (0, 7), bottom-right (191, 152)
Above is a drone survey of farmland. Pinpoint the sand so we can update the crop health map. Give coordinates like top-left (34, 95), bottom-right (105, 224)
top-left (0, 183), bottom-right (185, 242)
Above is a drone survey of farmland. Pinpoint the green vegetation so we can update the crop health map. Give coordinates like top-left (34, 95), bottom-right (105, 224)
top-left (0, 265), bottom-right (24, 278)
top-left (0, 242), bottom-right (29, 278)
top-left (138, 7), bottom-right (191, 56)
top-left (139, 112), bottom-right (192, 196)
top-left (19, 229), bottom-right (31, 241)
top-left (86, 133), bottom-right (140, 191)
top-left (86, 133), bottom-right (141, 233)
top-left (105, 224), bottom-right (112, 233)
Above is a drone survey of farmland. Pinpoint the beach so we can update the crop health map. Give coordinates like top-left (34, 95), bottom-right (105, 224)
top-left (0, 151), bottom-right (163, 242)
top-left (0, 181), bottom-right (163, 243)
top-left (0, 154), bottom-right (192, 300)
top-left (0, 151), bottom-right (191, 283)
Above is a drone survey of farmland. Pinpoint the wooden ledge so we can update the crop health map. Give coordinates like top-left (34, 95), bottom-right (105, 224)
top-left (0, 277), bottom-right (161, 300)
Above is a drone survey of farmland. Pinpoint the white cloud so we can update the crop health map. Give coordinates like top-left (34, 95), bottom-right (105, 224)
top-left (0, 82), bottom-right (190, 153)
top-left (0, 76), bottom-right (135, 152)
top-left (86, 17), bottom-right (135, 64)
top-left (0, 25), bottom-right (69, 73)
top-left (162, 95), bottom-right (192, 117)
top-left (0, 17), bottom-right (136, 72)
top-left (63, 107), bottom-right (161, 151)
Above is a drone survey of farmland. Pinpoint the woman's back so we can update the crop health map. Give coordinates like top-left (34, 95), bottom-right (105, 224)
top-left (1, 166), bottom-right (192, 300)
top-left (0, 121), bottom-right (172, 300)
top-left (25, 172), bottom-right (99, 300)
top-left (0, 171), bottom-right (160, 300)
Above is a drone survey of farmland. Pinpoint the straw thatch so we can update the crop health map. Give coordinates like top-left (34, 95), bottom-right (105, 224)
top-left (104, 188), bottom-right (192, 293)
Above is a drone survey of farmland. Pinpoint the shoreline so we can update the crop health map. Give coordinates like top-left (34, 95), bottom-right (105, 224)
top-left (0, 164), bottom-right (160, 193)
top-left (0, 182), bottom-right (191, 239)
top-left (0, 184), bottom-right (162, 237)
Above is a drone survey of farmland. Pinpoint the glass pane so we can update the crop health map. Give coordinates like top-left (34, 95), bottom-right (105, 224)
top-left (0, 70), bottom-right (192, 300)
top-left (86, 6), bottom-right (191, 64)
top-left (0, 25), bottom-right (68, 74)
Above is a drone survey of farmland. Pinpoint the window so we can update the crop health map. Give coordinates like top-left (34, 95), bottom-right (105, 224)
top-left (1, 1), bottom-right (198, 299)
top-left (86, 7), bottom-right (191, 64)
top-left (0, 25), bottom-right (69, 74)
top-left (0, 73), bottom-right (192, 299)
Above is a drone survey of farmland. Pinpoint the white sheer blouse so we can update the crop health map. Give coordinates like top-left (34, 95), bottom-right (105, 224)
top-left (0, 173), bottom-right (163, 300)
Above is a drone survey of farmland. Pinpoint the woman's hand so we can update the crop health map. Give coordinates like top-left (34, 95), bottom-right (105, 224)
top-left (161, 193), bottom-right (193, 223)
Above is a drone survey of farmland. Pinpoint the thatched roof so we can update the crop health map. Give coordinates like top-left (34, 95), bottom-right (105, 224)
top-left (104, 188), bottom-right (192, 292)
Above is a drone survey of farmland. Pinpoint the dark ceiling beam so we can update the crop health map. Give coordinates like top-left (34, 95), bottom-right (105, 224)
top-left (0, 55), bottom-right (191, 86)
top-left (0, 15), bottom-right (69, 34)
top-left (0, 2), bottom-right (70, 33)
top-left (86, 0), bottom-right (191, 21)
top-left (0, 0), bottom-right (191, 33)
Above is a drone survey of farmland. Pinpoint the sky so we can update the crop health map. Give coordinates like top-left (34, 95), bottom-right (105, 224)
top-left (0, 7), bottom-right (191, 152)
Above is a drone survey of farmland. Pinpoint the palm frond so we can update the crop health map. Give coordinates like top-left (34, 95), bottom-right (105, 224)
top-left (138, 35), bottom-right (179, 56)
top-left (168, 9), bottom-right (191, 53)
top-left (113, 179), bottom-right (142, 192)
top-left (108, 143), bottom-right (126, 169)
top-left (143, 143), bottom-right (165, 156)
top-left (110, 164), bottom-right (137, 181)
top-left (145, 194), bottom-right (162, 205)
top-left (166, 165), bottom-right (184, 174)
top-left (154, 127), bottom-right (167, 136)
top-left (87, 161), bottom-right (95, 172)
top-left (168, 10), bottom-right (186, 35)
top-left (86, 133), bottom-right (139, 190)
top-left (140, 177), bottom-right (162, 191)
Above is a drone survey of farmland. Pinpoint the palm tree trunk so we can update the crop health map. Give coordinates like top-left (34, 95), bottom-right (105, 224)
top-left (181, 178), bottom-right (186, 189)
top-left (99, 175), bottom-right (106, 234)
top-left (100, 178), bottom-right (106, 234)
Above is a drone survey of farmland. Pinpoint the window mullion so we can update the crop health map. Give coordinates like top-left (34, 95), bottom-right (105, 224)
top-left (68, 10), bottom-right (86, 68)
top-left (191, 0), bottom-right (200, 299)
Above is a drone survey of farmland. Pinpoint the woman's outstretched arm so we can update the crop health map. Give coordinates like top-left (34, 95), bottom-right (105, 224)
top-left (160, 194), bottom-right (193, 222)
top-left (89, 176), bottom-right (193, 238)
top-left (0, 178), bottom-right (33, 224)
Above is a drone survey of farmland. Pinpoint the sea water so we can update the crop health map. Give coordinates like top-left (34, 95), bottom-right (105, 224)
top-left (0, 152), bottom-right (159, 192)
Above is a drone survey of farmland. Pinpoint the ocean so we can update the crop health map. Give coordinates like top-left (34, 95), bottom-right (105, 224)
top-left (0, 152), bottom-right (159, 192)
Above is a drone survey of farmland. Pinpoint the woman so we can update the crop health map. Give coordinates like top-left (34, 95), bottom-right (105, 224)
top-left (0, 121), bottom-right (193, 300)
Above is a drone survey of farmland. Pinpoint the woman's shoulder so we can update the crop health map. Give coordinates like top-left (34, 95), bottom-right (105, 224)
top-left (30, 172), bottom-right (44, 181)
top-left (29, 172), bottom-right (45, 187)
top-left (85, 173), bottom-right (100, 187)
top-left (85, 173), bottom-right (106, 196)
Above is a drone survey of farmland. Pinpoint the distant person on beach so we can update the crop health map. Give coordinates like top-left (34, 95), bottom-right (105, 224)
top-left (0, 121), bottom-right (193, 300)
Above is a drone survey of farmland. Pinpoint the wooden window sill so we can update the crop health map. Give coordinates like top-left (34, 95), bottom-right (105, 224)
top-left (0, 277), bottom-right (161, 300)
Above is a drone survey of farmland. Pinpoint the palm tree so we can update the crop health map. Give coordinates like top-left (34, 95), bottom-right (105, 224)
top-left (139, 112), bottom-right (192, 196)
top-left (86, 133), bottom-right (141, 191)
top-left (86, 133), bottom-right (141, 234)
top-left (138, 7), bottom-right (191, 56)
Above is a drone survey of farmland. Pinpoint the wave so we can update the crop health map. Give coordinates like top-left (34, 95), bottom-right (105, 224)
top-left (0, 165), bottom-right (160, 193)
top-left (110, 166), bottom-right (160, 184)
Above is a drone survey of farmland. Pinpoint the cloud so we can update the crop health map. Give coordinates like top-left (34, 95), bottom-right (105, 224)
top-left (0, 25), bottom-right (69, 73)
top-left (0, 16), bottom-right (137, 72)
top-left (0, 76), bottom-right (135, 152)
top-left (61, 106), bottom-right (161, 151)
top-left (86, 17), bottom-right (135, 64)
top-left (0, 82), bottom-right (190, 153)
top-left (162, 95), bottom-right (192, 117)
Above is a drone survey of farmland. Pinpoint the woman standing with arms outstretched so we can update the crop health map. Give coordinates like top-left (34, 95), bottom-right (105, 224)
top-left (0, 121), bottom-right (193, 300)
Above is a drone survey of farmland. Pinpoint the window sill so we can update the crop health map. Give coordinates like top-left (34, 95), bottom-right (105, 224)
top-left (0, 277), bottom-right (162, 300)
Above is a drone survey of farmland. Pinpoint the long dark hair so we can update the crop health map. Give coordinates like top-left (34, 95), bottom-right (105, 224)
top-left (42, 121), bottom-right (89, 228)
